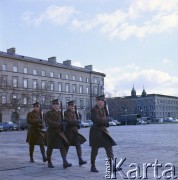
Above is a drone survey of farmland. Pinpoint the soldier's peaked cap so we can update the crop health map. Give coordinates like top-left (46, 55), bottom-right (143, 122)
top-left (33, 102), bottom-right (40, 107)
top-left (51, 99), bottom-right (59, 104)
top-left (96, 94), bottom-right (105, 100)
top-left (67, 100), bottom-right (75, 106)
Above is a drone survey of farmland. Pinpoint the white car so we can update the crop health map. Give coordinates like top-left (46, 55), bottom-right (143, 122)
top-left (109, 121), bottom-right (117, 126)
top-left (80, 122), bottom-right (89, 128)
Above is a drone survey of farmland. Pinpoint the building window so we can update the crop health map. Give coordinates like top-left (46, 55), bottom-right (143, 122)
top-left (23, 79), bottom-right (28, 88)
top-left (65, 84), bottom-right (70, 92)
top-left (23, 97), bottom-right (28, 105)
top-left (41, 81), bottom-right (46, 90)
top-left (86, 87), bottom-right (89, 94)
top-left (50, 82), bottom-right (54, 91)
top-left (32, 96), bottom-right (37, 103)
top-left (79, 86), bottom-right (83, 94)
top-left (13, 65), bottom-right (17, 72)
top-left (72, 84), bottom-right (77, 93)
top-left (24, 67), bottom-right (28, 74)
top-left (42, 70), bottom-right (46, 76)
top-left (94, 87), bottom-right (98, 95)
top-left (33, 80), bottom-right (38, 89)
top-left (2, 64), bottom-right (7, 71)
top-left (12, 94), bottom-right (17, 104)
top-left (86, 99), bottom-right (90, 108)
top-left (94, 78), bottom-right (98, 84)
top-left (33, 69), bottom-right (37, 75)
top-left (66, 98), bottom-right (70, 106)
top-left (2, 95), bottom-right (7, 104)
top-left (66, 74), bottom-right (69, 80)
top-left (58, 73), bottom-right (61, 79)
top-left (50, 72), bottom-right (54, 78)
top-left (58, 83), bottom-right (62, 92)
top-left (80, 99), bottom-right (83, 108)
top-left (1, 76), bottom-right (7, 87)
top-left (12, 77), bottom-right (18, 87)
top-left (86, 77), bottom-right (89, 82)
top-left (72, 75), bottom-right (76, 81)
top-left (79, 76), bottom-right (83, 82)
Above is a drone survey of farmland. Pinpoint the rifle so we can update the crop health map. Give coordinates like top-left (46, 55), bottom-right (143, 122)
top-left (60, 101), bottom-right (66, 131)
top-left (104, 100), bottom-right (109, 118)
top-left (39, 104), bottom-right (46, 130)
top-left (74, 105), bottom-right (81, 129)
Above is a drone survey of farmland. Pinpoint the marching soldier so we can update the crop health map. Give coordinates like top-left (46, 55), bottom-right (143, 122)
top-left (26, 102), bottom-right (47, 163)
top-left (89, 95), bottom-right (117, 172)
top-left (64, 100), bottom-right (87, 166)
top-left (45, 99), bottom-right (72, 169)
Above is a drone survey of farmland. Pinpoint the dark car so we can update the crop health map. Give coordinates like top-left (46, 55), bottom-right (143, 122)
top-left (0, 122), bottom-right (18, 131)
top-left (0, 125), bottom-right (3, 132)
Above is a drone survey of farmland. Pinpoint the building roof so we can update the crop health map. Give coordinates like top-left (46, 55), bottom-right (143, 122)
top-left (0, 48), bottom-right (105, 77)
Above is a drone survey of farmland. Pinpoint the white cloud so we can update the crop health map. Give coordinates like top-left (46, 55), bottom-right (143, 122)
top-left (22, 5), bottom-right (77, 26)
top-left (22, 1), bottom-right (178, 39)
top-left (71, 0), bottom-right (178, 40)
top-left (103, 65), bottom-right (178, 97)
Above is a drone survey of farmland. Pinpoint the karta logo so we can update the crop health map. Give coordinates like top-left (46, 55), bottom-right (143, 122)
top-left (105, 158), bottom-right (177, 179)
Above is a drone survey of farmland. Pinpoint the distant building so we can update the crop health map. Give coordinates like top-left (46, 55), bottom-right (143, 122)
top-left (0, 48), bottom-right (105, 123)
top-left (107, 86), bottom-right (178, 123)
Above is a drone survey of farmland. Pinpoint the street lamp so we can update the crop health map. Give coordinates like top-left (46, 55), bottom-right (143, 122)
top-left (125, 109), bottom-right (127, 125)
top-left (83, 108), bottom-right (86, 122)
top-left (140, 109), bottom-right (142, 124)
top-left (17, 107), bottom-right (21, 131)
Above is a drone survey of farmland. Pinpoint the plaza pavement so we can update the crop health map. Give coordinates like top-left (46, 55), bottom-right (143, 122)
top-left (0, 124), bottom-right (178, 180)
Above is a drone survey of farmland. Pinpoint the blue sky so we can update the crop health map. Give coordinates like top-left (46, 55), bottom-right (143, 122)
top-left (1, 0), bottom-right (178, 97)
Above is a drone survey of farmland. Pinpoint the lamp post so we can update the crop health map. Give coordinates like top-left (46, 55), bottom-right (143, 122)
top-left (125, 109), bottom-right (127, 125)
top-left (83, 108), bottom-right (86, 122)
top-left (140, 109), bottom-right (142, 124)
top-left (17, 107), bottom-right (21, 131)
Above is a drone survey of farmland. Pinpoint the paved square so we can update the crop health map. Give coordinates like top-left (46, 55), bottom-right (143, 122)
top-left (0, 124), bottom-right (177, 179)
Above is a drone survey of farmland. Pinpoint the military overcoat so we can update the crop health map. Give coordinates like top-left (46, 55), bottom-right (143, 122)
top-left (26, 110), bottom-right (45, 145)
top-left (89, 105), bottom-right (117, 148)
top-left (64, 109), bottom-right (86, 146)
top-left (45, 109), bottom-right (68, 149)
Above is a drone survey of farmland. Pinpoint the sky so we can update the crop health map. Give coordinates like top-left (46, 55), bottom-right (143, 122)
top-left (1, 0), bottom-right (178, 97)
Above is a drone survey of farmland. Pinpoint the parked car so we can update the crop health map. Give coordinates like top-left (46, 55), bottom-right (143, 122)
top-left (0, 122), bottom-right (19, 131)
top-left (19, 122), bottom-right (28, 130)
top-left (109, 121), bottom-right (117, 126)
top-left (86, 120), bottom-right (93, 127)
top-left (0, 125), bottom-right (3, 132)
top-left (113, 120), bottom-right (121, 126)
top-left (80, 122), bottom-right (89, 128)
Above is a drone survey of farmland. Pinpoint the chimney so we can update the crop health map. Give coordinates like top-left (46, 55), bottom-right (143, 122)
top-left (7, 47), bottom-right (16, 55)
top-left (63, 60), bottom-right (71, 66)
top-left (48, 57), bottom-right (56, 64)
top-left (85, 65), bottom-right (93, 71)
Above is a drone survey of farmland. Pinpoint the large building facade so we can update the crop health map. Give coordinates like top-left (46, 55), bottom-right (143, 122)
top-left (107, 87), bottom-right (178, 123)
top-left (0, 48), bottom-right (105, 123)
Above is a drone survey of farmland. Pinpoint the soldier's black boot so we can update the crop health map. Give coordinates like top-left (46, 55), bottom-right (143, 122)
top-left (42, 154), bottom-right (47, 162)
top-left (30, 156), bottom-right (35, 163)
top-left (79, 157), bottom-right (87, 166)
top-left (91, 161), bottom-right (99, 172)
top-left (29, 145), bottom-right (35, 162)
top-left (62, 157), bottom-right (72, 169)
top-left (47, 159), bottom-right (54, 168)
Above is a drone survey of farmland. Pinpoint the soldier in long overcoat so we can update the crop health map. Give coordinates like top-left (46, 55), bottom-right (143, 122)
top-left (64, 100), bottom-right (87, 166)
top-left (45, 99), bottom-right (72, 169)
top-left (89, 95), bottom-right (117, 172)
top-left (26, 102), bottom-right (46, 163)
